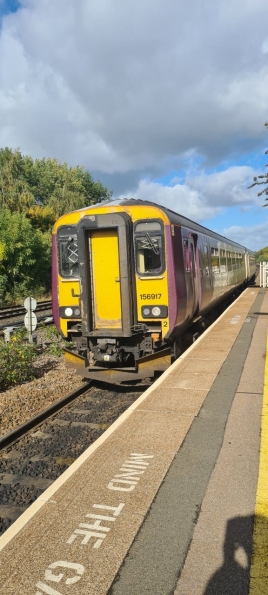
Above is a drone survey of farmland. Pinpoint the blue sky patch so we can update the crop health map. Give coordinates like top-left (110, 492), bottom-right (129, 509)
top-left (0, 0), bottom-right (21, 19)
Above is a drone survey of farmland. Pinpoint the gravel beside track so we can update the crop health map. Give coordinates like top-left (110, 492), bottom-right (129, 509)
top-left (0, 357), bottom-right (84, 437)
top-left (0, 380), bottom-right (142, 535)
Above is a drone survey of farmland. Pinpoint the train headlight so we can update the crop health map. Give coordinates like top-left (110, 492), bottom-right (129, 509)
top-left (60, 307), bottom-right (81, 318)
top-left (141, 305), bottom-right (168, 318)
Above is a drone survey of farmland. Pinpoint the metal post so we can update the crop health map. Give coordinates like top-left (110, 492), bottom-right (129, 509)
top-left (29, 297), bottom-right (33, 343)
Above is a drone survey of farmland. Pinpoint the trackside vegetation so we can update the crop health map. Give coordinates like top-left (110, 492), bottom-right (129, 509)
top-left (0, 147), bottom-right (112, 303)
top-left (0, 325), bottom-right (67, 390)
top-left (255, 247), bottom-right (268, 262)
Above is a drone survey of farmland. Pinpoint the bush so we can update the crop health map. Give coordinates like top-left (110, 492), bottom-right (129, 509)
top-left (38, 324), bottom-right (65, 356)
top-left (0, 210), bottom-right (51, 303)
top-left (0, 330), bottom-right (37, 390)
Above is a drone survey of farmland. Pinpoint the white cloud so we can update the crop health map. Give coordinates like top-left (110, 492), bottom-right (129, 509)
top-left (120, 165), bottom-right (261, 222)
top-left (261, 38), bottom-right (268, 54)
top-left (0, 0), bottom-right (267, 178)
top-left (222, 220), bottom-right (268, 251)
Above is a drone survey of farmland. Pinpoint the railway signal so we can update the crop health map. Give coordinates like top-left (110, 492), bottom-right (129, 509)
top-left (24, 296), bottom-right (37, 343)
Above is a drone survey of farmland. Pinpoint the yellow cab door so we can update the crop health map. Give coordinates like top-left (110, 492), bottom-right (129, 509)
top-left (90, 229), bottom-right (122, 329)
top-left (77, 211), bottom-right (135, 336)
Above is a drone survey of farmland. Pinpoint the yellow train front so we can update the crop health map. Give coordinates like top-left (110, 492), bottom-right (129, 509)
top-left (52, 198), bottom-right (255, 384)
top-left (52, 199), bottom-right (172, 383)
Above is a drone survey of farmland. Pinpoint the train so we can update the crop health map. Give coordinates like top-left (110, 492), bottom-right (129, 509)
top-left (52, 198), bottom-right (256, 383)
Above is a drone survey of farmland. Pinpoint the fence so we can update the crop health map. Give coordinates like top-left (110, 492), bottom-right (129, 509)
top-left (259, 262), bottom-right (268, 287)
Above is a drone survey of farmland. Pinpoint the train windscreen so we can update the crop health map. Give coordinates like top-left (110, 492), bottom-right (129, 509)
top-left (134, 220), bottom-right (164, 275)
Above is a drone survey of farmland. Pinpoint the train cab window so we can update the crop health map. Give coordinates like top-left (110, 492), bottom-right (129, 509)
top-left (134, 220), bottom-right (164, 275)
top-left (58, 226), bottom-right (79, 278)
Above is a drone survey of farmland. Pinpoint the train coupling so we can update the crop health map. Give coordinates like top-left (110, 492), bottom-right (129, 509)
top-left (64, 347), bottom-right (171, 385)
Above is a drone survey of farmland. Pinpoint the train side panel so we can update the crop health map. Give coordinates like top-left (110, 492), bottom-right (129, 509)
top-left (52, 199), bottom-right (256, 383)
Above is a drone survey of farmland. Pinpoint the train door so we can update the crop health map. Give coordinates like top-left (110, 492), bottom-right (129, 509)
top-left (189, 235), bottom-right (199, 316)
top-left (77, 212), bottom-right (136, 335)
top-left (90, 229), bottom-right (122, 328)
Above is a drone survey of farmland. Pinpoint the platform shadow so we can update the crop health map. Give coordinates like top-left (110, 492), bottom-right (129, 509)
top-left (203, 514), bottom-right (264, 595)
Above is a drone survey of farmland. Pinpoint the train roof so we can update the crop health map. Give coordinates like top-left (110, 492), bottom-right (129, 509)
top-left (91, 197), bottom-right (253, 253)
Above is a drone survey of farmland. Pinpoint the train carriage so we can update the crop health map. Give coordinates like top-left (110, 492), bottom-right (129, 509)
top-left (52, 199), bottom-right (256, 383)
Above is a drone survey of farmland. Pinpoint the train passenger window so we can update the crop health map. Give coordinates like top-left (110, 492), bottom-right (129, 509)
top-left (227, 252), bottom-right (232, 271)
top-left (232, 253), bottom-right (236, 269)
top-left (211, 247), bottom-right (219, 274)
top-left (220, 249), bottom-right (226, 273)
top-left (183, 240), bottom-right (190, 272)
top-left (204, 245), bottom-right (210, 276)
top-left (134, 220), bottom-right (164, 275)
top-left (58, 226), bottom-right (79, 278)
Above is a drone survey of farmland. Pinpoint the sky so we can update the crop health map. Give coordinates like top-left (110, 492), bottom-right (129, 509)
top-left (1, 1), bottom-right (268, 250)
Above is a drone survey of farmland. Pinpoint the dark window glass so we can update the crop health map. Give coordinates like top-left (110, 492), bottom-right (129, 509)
top-left (183, 239), bottom-right (190, 271)
top-left (134, 220), bottom-right (164, 275)
top-left (58, 227), bottom-right (79, 278)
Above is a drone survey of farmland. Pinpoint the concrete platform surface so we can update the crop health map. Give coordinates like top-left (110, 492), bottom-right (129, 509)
top-left (0, 287), bottom-right (266, 595)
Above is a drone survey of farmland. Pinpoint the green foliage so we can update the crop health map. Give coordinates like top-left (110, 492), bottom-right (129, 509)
top-left (248, 122), bottom-right (268, 203)
top-left (255, 246), bottom-right (268, 262)
top-left (0, 148), bottom-right (35, 213)
top-left (0, 147), bottom-right (112, 303)
top-left (39, 323), bottom-right (65, 356)
top-left (0, 209), bottom-right (51, 301)
top-left (0, 147), bottom-right (112, 225)
top-left (0, 330), bottom-right (37, 390)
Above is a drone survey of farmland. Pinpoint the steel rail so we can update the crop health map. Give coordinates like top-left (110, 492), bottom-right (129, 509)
top-left (0, 301), bottom-right (52, 321)
top-left (0, 382), bottom-right (91, 451)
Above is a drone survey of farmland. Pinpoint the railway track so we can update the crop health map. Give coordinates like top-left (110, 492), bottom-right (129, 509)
top-left (0, 300), bottom-right (53, 331)
top-left (0, 286), bottom-right (258, 537)
top-left (0, 382), bottom-right (143, 536)
top-left (0, 300), bottom-right (52, 321)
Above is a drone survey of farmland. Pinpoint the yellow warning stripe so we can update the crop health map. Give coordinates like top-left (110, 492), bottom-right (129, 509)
top-left (249, 332), bottom-right (268, 594)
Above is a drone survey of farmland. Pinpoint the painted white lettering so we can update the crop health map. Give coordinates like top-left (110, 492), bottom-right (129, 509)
top-left (85, 513), bottom-right (116, 522)
top-left (108, 454), bottom-right (153, 491)
top-left (108, 481), bottom-right (135, 492)
top-left (35, 583), bottom-right (62, 595)
top-left (45, 561), bottom-right (85, 585)
top-left (115, 470), bottom-right (144, 478)
top-left (121, 464), bottom-right (147, 470)
top-left (109, 479), bottom-right (137, 485)
top-left (79, 520), bottom-right (110, 532)
top-left (92, 503), bottom-right (125, 516)
top-left (67, 529), bottom-right (106, 547)
top-left (124, 461), bottom-right (149, 467)
top-left (128, 453), bottom-right (154, 463)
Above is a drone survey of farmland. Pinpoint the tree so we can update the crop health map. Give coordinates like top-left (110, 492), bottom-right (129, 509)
top-left (0, 148), bottom-right (112, 227)
top-left (255, 246), bottom-right (268, 263)
top-left (0, 148), bottom-right (35, 212)
top-left (0, 209), bottom-right (52, 301)
top-left (248, 122), bottom-right (268, 205)
top-left (0, 148), bottom-right (113, 302)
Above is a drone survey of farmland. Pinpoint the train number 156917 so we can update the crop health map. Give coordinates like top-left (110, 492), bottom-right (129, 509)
top-left (140, 294), bottom-right (162, 300)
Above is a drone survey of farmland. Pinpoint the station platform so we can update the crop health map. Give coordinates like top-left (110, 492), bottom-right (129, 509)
top-left (0, 286), bottom-right (267, 595)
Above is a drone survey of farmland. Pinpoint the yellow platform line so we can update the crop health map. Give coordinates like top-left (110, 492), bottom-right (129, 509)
top-left (249, 332), bottom-right (268, 594)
